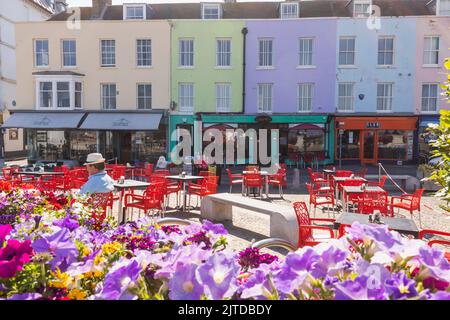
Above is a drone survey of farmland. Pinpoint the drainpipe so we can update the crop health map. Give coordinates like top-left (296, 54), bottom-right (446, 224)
top-left (241, 27), bottom-right (248, 114)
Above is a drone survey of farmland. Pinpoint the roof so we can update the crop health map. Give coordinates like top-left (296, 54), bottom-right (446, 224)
top-left (48, 0), bottom-right (437, 21)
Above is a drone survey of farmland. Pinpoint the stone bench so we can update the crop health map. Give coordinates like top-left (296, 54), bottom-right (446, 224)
top-left (200, 193), bottom-right (298, 246)
top-left (365, 174), bottom-right (420, 191)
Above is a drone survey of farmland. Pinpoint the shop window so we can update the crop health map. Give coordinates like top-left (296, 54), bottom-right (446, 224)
top-left (288, 127), bottom-right (325, 154)
top-left (337, 130), bottom-right (360, 159)
top-left (132, 129), bottom-right (166, 163)
top-left (377, 130), bottom-right (408, 160)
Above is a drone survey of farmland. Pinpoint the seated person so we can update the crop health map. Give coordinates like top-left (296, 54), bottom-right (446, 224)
top-left (80, 153), bottom-right (115, 195)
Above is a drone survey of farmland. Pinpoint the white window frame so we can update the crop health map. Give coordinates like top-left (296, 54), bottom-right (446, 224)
top-left (215, 83), bottom-right (231, 112)
top-left (258, 38), bottom-right (273, 68)
top-left (100, 39), bottom-right (116, 67)
top-left (338, 37), bottom-right (356, 67)
top-left (437, 0), bottom-right (450, 16)
top-left (257, 83), bottom-right (273, 113)
top-left (377, 36), bottom-right (395, 67)
top-left (61, 39), bottom-right (76, 68)
top-left (74, 82), bottom-right (83, 109)
top-left (298, 38), bottom-right (314, 67)
top-left (179, 38), bottom-right (194, 68)
top-left (136, 39), bottom-right (152, 67)
top-left (34, 39), bottom-right (49, 68)
top-left (202, 3), bottom-right (221, 19)
top-left (178, 83), bottom-right (194, 113)
top-left (216, 38), bottom-right (231, 68)
top-left (376, 83), bottom-right (394, 113)
top-left (353, 0), bottom-right (372, 17)
top-left (337, 82), bottom-right (355, 112)
top-left (137, 83), bottom-right (152, 110)
top-left (423, 36), bottom-right (440, 67)
top-left (280, 2), bottom-right (299, 19)
top-left (123, 4), bottom-right (146, 20)
top-left (35, 76), bottom-right (83, 110)
top-left (297, 83), bottom-right (314, 113)
top-left (101, 83), bottom-right (117, 110)
top-left (421, 83), bottom-right (439, 113)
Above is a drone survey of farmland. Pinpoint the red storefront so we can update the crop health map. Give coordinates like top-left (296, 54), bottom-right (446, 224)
top-left (335, 116), bottom-right (418, 164)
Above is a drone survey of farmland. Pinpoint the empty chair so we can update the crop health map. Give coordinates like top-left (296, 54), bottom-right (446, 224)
top-left (226, 168), bottom-right (243, 193)
top-left (243, 172), bottom-right (263, 198)
top-left (306, 183), bottom-right (335, 218)
top-left (391, 189), bottom-right (424, 227)
top-left (188, 176), bottom-right (219, 209)
top-left (268, 168), bottom-right (286, 198)
top-left (368, 175), bottom-right (388, 188)
top-left (356, 190), bottom-right (390, 216)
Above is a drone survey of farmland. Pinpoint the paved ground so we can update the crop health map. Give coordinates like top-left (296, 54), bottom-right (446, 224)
top-left (109, 165), bottom-right (450, 257)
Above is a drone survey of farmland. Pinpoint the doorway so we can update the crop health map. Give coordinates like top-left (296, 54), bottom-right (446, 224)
top-left (361, 130), bottom-right (377, 164)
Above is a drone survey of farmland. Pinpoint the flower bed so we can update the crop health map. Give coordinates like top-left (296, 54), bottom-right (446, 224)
top-left (0, 187), bottom-right (449, 300)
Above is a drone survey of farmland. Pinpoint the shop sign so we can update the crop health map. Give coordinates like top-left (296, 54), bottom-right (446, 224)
top-left (113, 118), bottom-right (130, 127)
top-left (366, 122), bottom-right (380, 129)
top-left (33, 116), bottom-right (51, 127)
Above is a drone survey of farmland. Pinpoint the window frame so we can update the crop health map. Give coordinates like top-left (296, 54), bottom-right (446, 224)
top-left (101, 83), bottom-right (117, 110)
top-left (257, 83), bottom-right (273, 113)
top-left (421, 83), bottom-right (439, 113)
top-left (338, 37), bottom-right (356, 67)
top-left (137, 83), bottom-right (152, 110)
top-left (136, 39), bottom-right (152, 67)
top-left (377, 36), bottom-right (395, 67)
top-left (437, 0), bottom-right (450, 16)
top-left (215, 83), bottom-right (232, 113)
top-left (61, 39), bottom-right (77, 68)
top-left (35, 76), bottom-right (83, 110)
top-left (178, 83), bottom-right (194, 113)
top-left (178, 38), bottom-right (195, 68)
top-left (216, 38), bottom-right (232, 68)
top-left (34, 39), bottom-right (49, 68)
top-left (337, 82), bottom-right (355, 112)
top-left (297, 83), bottom-right (314, 113)
top-left (423, 36), bottom-right (440, 67)
top-left (258, 38), bottom-right (274, 68)
top-left (123, 4), bottom-right (146, 20)
top-left (280, 3), bottom-right (299, 19)
top-left (353, 0), bottom-right (372, 17)
top-left (298, 37), bottom-right (314, 67)
top-left (100, 39), bottom-right (116, 67)
top-left (202, 3), bottom-right (221, 20)
top-left (376, 82), bottom-right (394, 113)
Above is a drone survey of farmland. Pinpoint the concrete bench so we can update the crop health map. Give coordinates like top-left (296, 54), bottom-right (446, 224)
top-left (200, 193), bottom-right (298, 246)
top-left (365, 174), bottom-right (420, 191)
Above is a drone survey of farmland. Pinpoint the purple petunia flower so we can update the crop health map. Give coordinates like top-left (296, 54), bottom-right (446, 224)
top-left (8, 293), bottom-right (42, 300)
top-left (385, 272), bottom-right (419, 300)
top-left (168, 262), bottom-right (204, 300)
top-left (0, 224), bottom-right (12, 243)
top-left (202, 220), bottom-right (228, 236)
top-left (334, 275), bottom-right (388, 300)
top-left (0, 239), bottom-right (33, 279)
top-left (417, 246), bottom-right (450, 283)
top-left (429, 291), bottom-right (450, 300)
top-left (32, 228), bottom-right (78, 272)
top-left (53, 217), bottom-right (79, 232)
top-left (96, 259), bottom-right (142, 300)
top-left (196, 252), bottom-right (240, 300)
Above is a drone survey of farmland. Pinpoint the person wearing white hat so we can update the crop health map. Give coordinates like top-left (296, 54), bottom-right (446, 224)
top-left (79, 153), bottom-right (115, 195)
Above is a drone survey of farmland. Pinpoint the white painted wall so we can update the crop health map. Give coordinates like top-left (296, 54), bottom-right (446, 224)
top-left (0, 0), bottom-right (52, 156)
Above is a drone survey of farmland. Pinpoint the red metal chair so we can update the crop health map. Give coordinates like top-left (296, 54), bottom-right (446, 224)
top-left (368, 175), bottom-right (388, 188)
top-left (226, 168), bottom-right (243, 193)
top-left (335, 170), bottom-right (353, 177)
top-left (111, 165), bottom-right (126, 181)
top-left (419, 230), bottom-right (450, 261)
top-left (391, 189), bottom-right (424, 227)
top-left (308, 167), bottom-right (327, 185)
top-left (339, 179), bottom-right (365, 206)
top-left (268, 168), bottom-right (286, 198)
top-left (1, 167), bottom-right (20, 181)
top-left (243, 172), bottom-right (263, 198)
top-left (306, 183), bottom-right (335, 217)
top-left (356, 190), bottom-right (390, 216)
top-left (188, 176), bottom-right (219, 209)
top-left (124, 183), bottom-right (165, 220)
top-left (89, 192), bottom-right (113, 227)
top-left (293, 201), bottom-right (335, 248)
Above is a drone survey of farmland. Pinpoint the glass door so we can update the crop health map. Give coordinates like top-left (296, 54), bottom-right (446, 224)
top-left (361, 130), bottom-right (377, 163)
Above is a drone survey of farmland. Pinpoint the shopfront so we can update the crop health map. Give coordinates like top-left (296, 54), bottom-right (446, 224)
top-left (335, 116), bottom-right (418, 164)
top-left (169, 114), bottom-right (334, 165)
top-left (2, 111), bottom-right (167, 166)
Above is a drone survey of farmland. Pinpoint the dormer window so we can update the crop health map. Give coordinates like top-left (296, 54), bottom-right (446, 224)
top-left (437, 0), bottom-right (450, 15)
top-left (124, 4), bottom-right (146, 20)
top-left (280, 2), bottom-right (299, 19)
top-left (353, 0), bottom-right (372, 17)
top-left (202, 3), bottom-right (221, 19)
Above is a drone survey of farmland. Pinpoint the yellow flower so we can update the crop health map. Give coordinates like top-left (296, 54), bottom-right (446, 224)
top-left (68, 288), bottom-right (87, 300)
top-left (94, 254), bottom-right (106, 265)
top-left (82, 247), bottom-right (91, 257)
top-left (101, 241), bottom-right (122, 255)
top-left (50, 268), bottom-right (73, 289)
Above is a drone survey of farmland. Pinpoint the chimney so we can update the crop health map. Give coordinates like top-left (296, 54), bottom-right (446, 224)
top-left (91, 0), bottom-right (112, 19)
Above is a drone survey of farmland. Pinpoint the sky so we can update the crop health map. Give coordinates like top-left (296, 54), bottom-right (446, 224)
top-left (66, 0), bottom-right (278, 6)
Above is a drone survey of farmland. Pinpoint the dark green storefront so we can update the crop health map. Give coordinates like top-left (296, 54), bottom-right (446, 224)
top-left (168, 114), bottom-right (335, 165)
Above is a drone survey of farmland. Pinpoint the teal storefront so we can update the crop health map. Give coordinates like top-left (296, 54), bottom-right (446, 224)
top-left (168, 113), bottom-right (334, 165)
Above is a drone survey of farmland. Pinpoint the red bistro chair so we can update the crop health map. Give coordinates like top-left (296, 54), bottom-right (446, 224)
top-left (268, 168), bottom-right (286, 198)
top-left (419, 230), bottom-right (450, 261)
top-left (124, 183), bottom-right (165, 220)
top-left (293, 201), bottom-right (336, 248)
top-left (339, 179), bottom-right (366, 207)
top-left (308, 167), bottom-right (327, 185)
top-left (335, 170), bottom-right (353, 178)
top-left (243, 172), bottom-right (263, 198)
top-left (356, 190), bottom-right (390, 216)
top-left (306, 183), bottom-right (335, 218)
top-left (111, 165), bottom-right (126, 181)
top-left (390, 189), bottom-right (424, 227)
top-left (368, 175), bottom-right (388, 188)
top-left (226, 168), bottom-right (243, 193)
top-left (188, 176), bottom-right (219, 209)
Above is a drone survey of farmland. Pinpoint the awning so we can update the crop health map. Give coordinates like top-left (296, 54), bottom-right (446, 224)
top-left (419, 117), bottom-right (440, 127)
top-left (2, 112), bottom-right (85, 129)
top-left (289, 123), bottom-right (324, 131)
top-left (79, 112), bottom-right (163, 130)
